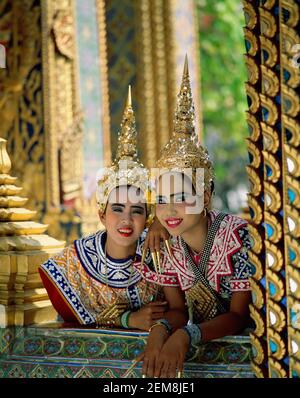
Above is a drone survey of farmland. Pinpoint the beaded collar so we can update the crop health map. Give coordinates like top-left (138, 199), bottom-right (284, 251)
top-left (74, 229), bottom-right (146, 288)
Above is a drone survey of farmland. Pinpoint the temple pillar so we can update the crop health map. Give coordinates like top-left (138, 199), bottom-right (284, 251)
top-left (102, 0), bottom-right (202, 167)
top-left (0, 0), bottom-right (87, 243)
top-left (242, 0), bottom-right (300, 378)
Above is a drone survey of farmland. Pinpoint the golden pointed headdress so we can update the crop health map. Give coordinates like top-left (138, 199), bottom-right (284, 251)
top-left (96, 86), bottom-right (151, 215)
top-left (156, 56), bottom-right (214, 192)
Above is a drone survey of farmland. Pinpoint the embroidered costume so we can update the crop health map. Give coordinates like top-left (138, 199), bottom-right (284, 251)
top-left (135, 57), bottom-right (252, 324)
top-left (39, 87), bottom-right (160, 327)
top-left (40, 230), bottom-right (163, 325)
top-left (135, 210), bottom-right (252, 323)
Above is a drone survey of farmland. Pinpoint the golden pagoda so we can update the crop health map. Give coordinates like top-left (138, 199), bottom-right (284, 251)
top-left (0, 138), bottom-right (64, 326)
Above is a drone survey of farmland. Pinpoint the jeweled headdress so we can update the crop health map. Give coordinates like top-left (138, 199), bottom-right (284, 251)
top-left (156, 56), bottom-right (214, 192)
top-left (96, 86), bottom-right (151, 215)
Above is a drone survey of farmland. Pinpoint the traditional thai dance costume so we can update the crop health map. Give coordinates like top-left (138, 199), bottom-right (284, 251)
top-left (134, 57), bottom-right (253, 325)
top-left (39, 88), bottom-right (167, 326)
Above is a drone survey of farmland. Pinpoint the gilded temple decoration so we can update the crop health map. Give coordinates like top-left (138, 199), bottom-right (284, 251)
top-left (243, 0), bottom-right (300, 378)
top-left (0, 139), bottom-right (64, 326)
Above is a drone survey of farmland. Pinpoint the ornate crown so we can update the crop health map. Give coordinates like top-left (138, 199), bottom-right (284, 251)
top-left (96, 86), bottom-right (151, 217)
top-left (156, 56), bottom-right (214, 192)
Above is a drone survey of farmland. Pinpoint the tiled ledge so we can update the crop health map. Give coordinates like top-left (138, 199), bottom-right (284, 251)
top-left (0, 323), bottom-right (254, 378)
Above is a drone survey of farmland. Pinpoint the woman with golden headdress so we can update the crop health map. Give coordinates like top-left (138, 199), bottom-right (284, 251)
top-left (39, 87), bottom-right (187, 332)
top-left (134, 57), bottom-right (253, 377)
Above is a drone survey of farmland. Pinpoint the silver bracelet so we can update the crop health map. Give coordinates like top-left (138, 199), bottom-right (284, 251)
top-left (181, 324), bottom-right (202, 347)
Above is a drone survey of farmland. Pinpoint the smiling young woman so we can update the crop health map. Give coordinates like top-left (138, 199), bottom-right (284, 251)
top-left (134, 57), bottom-right (253, 378)
top-left (39, 87), bottom-right (186, 333)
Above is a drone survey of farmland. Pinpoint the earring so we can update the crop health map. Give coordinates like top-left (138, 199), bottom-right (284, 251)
top-left (203, 207), bottom-right (207, 217)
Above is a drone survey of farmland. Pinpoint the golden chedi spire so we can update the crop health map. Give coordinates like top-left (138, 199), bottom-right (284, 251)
top-left (156, 56), bottom-right (214, 192)
top-left (0, 138), bottom-right (64, 326)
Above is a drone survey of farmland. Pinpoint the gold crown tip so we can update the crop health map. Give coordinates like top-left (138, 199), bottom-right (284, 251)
top-left (126, 85), bottom-right (132, 107)
top-left (183, 54), bottom-right (189, 77)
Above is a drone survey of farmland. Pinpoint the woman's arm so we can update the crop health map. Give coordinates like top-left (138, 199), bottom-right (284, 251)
top-left (150, 290), bottom-right (252, 378)
top-left (197, 290), bottom-right (252, 342)
top-left (141, 286), bottom-right (187, 377)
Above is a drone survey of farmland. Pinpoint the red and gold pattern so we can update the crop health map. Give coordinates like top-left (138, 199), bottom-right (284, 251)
top-left (135, 211), bottom-right (252, 298)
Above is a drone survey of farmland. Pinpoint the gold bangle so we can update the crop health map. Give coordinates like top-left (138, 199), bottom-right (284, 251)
top-left (148, 322), bottom-right (169, 333)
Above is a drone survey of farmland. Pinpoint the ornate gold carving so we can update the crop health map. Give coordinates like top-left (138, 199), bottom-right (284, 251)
top-left (288, 328), bottom-right (300, 370)
top-left (0, 196), bottom-right (27, 208)
top-left (263, 151), bottom-right (281, 183)
top-left (247, 139), bottom-right (261, 168)
top-left (268, 328), bottom-right (286, 360)
top-left (260, 36), bottom-right (278, 67)
top-left (242, 1), bottom-right (258, 30)
top-left (249, 280), bottom-right (265, 310)
top-left (0, 138), bottom-right (11, 173)
top-left (248, 223), bottom-right (263, 254)
top-left (261, 65), bottom-right (279, 97)
top-left (268, 358), bottom-right (287, 378)
top-left (247, 194), bottom-right (263, 224)
top-left (268, 300), bottom-right (286, 332)
top-left (0, 139), bottom-right (64, 326)
top-left (244, 55), bottom-right (260, 85)
top-left (59, 110), bottom-right (84, 202)
top-left (266, 269), bottom-right (285, 302)
top-left (243, 28), bottom-right (259, 56)
top-left (281, 24), bottom-right (300, 56)
top-left (264, 212), bottom-right (283, 243)
top-left (246, 112), bottom-right (261, 142)
top-left (290, 358), bottom-right (300, 378)
top-left (282, 54), bottom-right (300, 89)
top-left (289, 296), bottom-right (300, 331)
top-left (286, 175), bottom-right (300, 209)
top-left (251, 363), bottom-right (265, 378)
top-left (96, 0), bottom-right (111, 166)
top-left (249, 251), bottom-right (263, 280)
top-left (261, 0), bottom-right (276, 10)
top-left (52, 10), bottom-right (74, 59)
top-left (261, 122), bottom-right (279, 153)
top-left (259, 7), bottom-right (277, 38)
top-left (260, 94), bottom-right (278, 125)
top-left (282, 115), bottom-right (300, 146)
top-left (0, 222), bottom-right (48, 236)
top-left (249, 304), bottom-right (265, 337)
top-left (285, 144), bottom-right (300, 177)
top-left (282, 0), bottom-right (299, 28)
top-left (264, 181), bottom-right (281, 213)
top-left (250, 332), bottom-right (266, 365)
top-left (287, 266), bottom-right (300, 300)
top-left (265, 240), bottom-right (284, 272)
top-left (285, 205), bottom-right (300, 238)
top-left (286, 235), bottom-right (300, 267)
top-left (282, 86), bottom-right (300, 117)
top-left (245, 83), bottom-right (260, 113)
top-left (246, 166), bottom-right (262, 196)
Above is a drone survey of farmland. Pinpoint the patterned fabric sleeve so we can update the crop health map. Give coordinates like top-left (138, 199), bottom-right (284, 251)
top-left (39, 246), bottom-right (96, 325)
top-left (134, 244), bottom-right (180, 287)
top-left (229, 226), bottom-right (253, 292)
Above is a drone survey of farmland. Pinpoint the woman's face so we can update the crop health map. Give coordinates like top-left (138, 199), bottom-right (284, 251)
top-left (155, 172), bottom-right (205, 237)
top-left (100, 185), bottom-right (147, 248)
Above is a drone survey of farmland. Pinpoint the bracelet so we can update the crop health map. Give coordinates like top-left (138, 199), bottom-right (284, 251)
top-left (149, 318), bottom-right (172, 334)
top-left (181, 324), bottom-right (202, 347)
top-left (120, 310), bottom-right (131, 329)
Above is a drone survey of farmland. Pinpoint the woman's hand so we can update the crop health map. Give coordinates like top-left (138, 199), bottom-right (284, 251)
top-left (128, 301), bottom-right (168, 331)
top-left (144, 216), bottom-right (170, 254)
top-left (152, 329), bottom-right (190, 378)
top-left (141, 325), bottom-right (170, 377)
